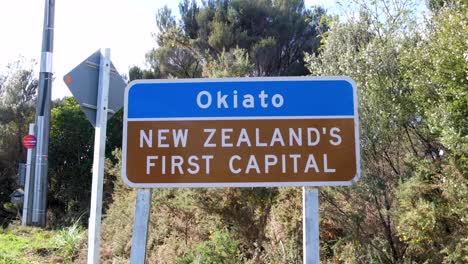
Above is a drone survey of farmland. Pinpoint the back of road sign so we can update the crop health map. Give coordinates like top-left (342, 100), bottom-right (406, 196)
top-left (122, 77), bottom-right (360, 188)
top-left (63, 50), bottom-right (126, 127)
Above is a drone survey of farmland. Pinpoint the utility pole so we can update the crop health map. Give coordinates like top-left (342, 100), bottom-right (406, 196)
top-left (31, 0), bottom-right (55, 227)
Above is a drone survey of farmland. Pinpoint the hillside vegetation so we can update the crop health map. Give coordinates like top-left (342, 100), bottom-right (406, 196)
top-left (0, 224), bottom-right (84, 263)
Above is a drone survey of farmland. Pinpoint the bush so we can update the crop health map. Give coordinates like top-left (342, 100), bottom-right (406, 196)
top-left (178, 230), bottom-right (242, 264)
top-left (53, 221), bottom-right (85, 263)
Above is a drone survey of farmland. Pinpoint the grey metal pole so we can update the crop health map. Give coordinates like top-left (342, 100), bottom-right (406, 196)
top-left (32, 117), bottom-right (44, 223)
top-left (130, 189), bottom-right (152, 264)
top-left (22, 123), bottom-right (35, 226)
top-left (87, 48), bottom-right (111, 264)
top-left (32, 0), bottom-right (55, 227)
top-left (303, 186), bottom-right (320, 263)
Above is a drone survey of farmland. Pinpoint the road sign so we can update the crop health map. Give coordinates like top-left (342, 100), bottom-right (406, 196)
top-left (122, 77), bottom-right (360, 188)
top-left (10, 190), bottom-right (24, 205)
top-left (63, 50), bottom-right (126, 127)
top-left (22, 135), bottom-right (37, 149)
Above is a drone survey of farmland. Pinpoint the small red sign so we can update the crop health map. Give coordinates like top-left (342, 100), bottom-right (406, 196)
top-left (22, 135), bottom-right (37, 149)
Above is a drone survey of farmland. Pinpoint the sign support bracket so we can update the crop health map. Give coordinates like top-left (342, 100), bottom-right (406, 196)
top-left (87, 48), bottom-right (111, 264)
top-left (130, 189), bottom-right (152, 263)
top-left (303, 186), bottom-right (320, 264)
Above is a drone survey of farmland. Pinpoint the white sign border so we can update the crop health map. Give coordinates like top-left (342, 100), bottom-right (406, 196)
top-left (121, 76), bottom-right (360, 188)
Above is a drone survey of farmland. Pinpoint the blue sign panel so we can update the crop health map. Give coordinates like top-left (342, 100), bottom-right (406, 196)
top-left (126, 78), bottom-right (356, 119)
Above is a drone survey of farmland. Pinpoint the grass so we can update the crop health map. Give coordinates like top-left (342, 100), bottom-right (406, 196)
top-left (0, 223), bottom-right (84, 264)
top-left (53, 223), bottom-right (84, 262)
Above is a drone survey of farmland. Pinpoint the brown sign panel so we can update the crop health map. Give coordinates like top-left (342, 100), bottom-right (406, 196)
top-left (122, 77), bottom-right (360, 188)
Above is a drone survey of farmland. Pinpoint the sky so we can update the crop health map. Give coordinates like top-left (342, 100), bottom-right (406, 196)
top-left (0, 0), bottom-right (419, 99)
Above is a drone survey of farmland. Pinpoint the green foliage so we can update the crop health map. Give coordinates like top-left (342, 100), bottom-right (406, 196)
top-left (262, 188), bottom-right (303, 263)
top-left (395, 6), bottom-right (467, 262)
top-left (48, 97), bottom-right (122, 226)
top-left (156, 5), bottom-right (176, 33)
top-left (178, 230), bottom-right (242, 264)
top-left (48, 97), bottom-right (94, 225)
top-left (305, 2), bottom-right (417, 261)
top-left (396, 159), bottom-right (467, 263)
top-left (203, 48), bottom-right (253, 77)
top-left (179, 0), bottom-right (199, 39)
top-left (53, 222), bottom-right (85, 262)
top-left (262, 237), bottom-right (302, 264)
top-left (153, 46), bottom-right (203, 78)
top-left (426, 0), bottom-right (459, 11)
top-left (101, 150), bottom-right (209, 263)
top-left (0, 224), bottom-right (84, 263)
top-left (401, 3), bottom-right (467, 173)
top-left (0, 59), bottom-right (37, 225)
top-left (269, 187), bottom-right (302, 241)
top-left (100, 150), bottom-right (136, 260)
top-left (147, 0), bottom-right (328, 77)
top-left (397, 177), bottom-right (438, 249)
top-left (100, 151), bottom-right (290, 263)
top-left (128, 65), bottom-right (159, 81)
top-left (305, 0), bottom-right (467, 262)
top-left (194, 187), bottom-right (278, 260)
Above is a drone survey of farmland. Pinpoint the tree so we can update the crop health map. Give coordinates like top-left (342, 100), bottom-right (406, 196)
top-left (0, 59), bottom-right (38, 162)
top-left (305, 0), bottom-right (423, 262)
top-left (0, 59), bottom-right (38, 224)
top-left (47, 97), bottom-right (123, 225)
top-left (305, 0), bottom-right (467, 262)
top-left (202, 47), bottom-right (253, 77)
top-left (396, 3), bottom-right (467, 262)
top-left (426, 0), bottom-right (459, 11)
top-left (47, 97), bottom-right (94, 224)
top-left (147, 0), bottom-right (329, 78)
top-left (128, 65), bottom-right (159, 81)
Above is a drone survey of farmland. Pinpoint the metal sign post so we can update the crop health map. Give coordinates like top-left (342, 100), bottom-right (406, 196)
top-left (63, 48), bottom-right (126, 264)
top-left (130, 189), bottom-right (152, 263)
top-left (87, 48), bottom-right (111, 264)
top-left (303, 186), bottom-right (320, 263)
top-left (22, 123), bottom-right (35, 225)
